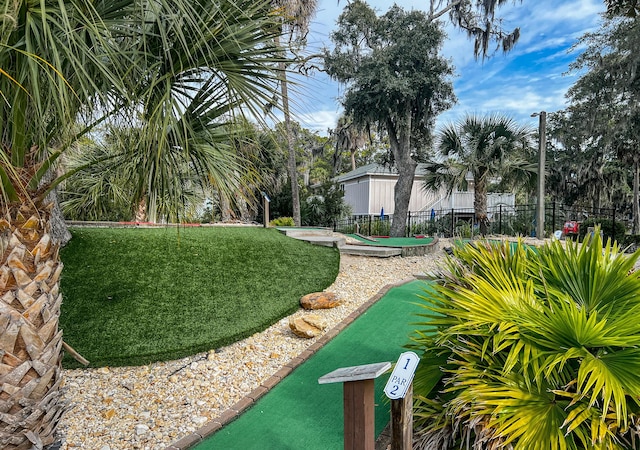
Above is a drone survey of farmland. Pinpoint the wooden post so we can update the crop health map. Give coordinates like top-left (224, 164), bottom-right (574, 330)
top-left (262, 192), bottom-right (270, 228)
top-left (343, 379), bottom-right (375, 450)
top-left (319, 362), bottom-right (391, 450)
top-left (384, 351), bottom-right (419, 450)
top-left (263, 196), bottom-right (269, 228)
top-left (390, 382), bottom-right (413, 450)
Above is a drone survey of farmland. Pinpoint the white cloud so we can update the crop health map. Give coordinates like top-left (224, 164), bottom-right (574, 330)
top-left (296, 109), bottom-right (342, 134)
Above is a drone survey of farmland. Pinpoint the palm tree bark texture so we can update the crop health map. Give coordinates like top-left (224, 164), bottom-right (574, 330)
top-left (0, 202), bottom-right (64, 449)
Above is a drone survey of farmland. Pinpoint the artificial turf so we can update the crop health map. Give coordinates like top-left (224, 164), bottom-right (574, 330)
top-left (59, 227), bottom-right (340, 368)
top-left (195, 280), bottom-right (431, 450)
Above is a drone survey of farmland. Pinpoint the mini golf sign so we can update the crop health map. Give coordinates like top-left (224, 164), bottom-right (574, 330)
top-left (384, 351), bottom-right (419, 400)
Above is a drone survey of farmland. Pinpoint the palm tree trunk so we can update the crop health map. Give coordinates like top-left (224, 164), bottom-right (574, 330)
top-left (0, 202), bottom-right (66, 449)
top-left (634, 155), bottom-right (640, 235)
top-left (220, 193), bottom-right (232, 222)
top-left (474, 171), bottom-right (489, 236)
top-left (275, 36), bottom-right (301, 226)
top-left (41, 169), bottom-right (71, 246)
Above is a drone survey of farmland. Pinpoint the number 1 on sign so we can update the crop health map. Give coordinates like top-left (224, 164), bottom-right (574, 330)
top-left (384, 351), bottom-right (419, 400)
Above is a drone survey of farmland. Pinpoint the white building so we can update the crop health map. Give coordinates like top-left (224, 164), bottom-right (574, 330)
top-left (335, 163), bottom-right (515, 216)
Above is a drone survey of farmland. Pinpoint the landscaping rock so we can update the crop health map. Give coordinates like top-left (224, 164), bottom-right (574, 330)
top-left (300, 292), bottom-right (342, 310)
top-left (289, 315), bottom-right (327, 338)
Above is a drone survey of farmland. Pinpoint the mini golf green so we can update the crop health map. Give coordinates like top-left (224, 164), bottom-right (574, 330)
top-left (194, 280), bottom-right (432, 450)
top-left (348, 235), bottom-right (435, 247)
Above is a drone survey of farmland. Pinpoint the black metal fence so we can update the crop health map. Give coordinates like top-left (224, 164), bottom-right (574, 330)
top-left (333, 202), bottom-right (618, 239)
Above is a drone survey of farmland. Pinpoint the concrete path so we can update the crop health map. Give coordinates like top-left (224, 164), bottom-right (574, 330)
top-left (276, 227), bottom-right (437, 257)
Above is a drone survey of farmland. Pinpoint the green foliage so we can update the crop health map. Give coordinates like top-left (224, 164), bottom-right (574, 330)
top-left (454, 220), bottom-right (473, 238)
top-left (425, 114), bottom-right (534, 235)
top-left (1, 0), bottom-right (284, 215)
top-left (578, 218), bottom-right (626, 244)
top-left (198, 204), bottom-right (217, 224)
top-left (269, 216), bottom-right (295, 227)
top-left (410, 232), bottom-right (640, 449)
top-left (552, 16), bottom-right (640, 228)
top-left (324, 0), bottom-right (455, 236)
top-left (623, 234), bottom-right (640, 252)
top-left (60, 227), bottom-right (339, 368)
top-left (301, 182), bottom-right (350, 227)
top-left (605, 0), bottom-right (640, 17)
top-left (370, 218), bottom-right (391, 236)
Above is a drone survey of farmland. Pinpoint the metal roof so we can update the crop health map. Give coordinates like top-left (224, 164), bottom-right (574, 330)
top-left (334, 163), bottom-right (430, 183)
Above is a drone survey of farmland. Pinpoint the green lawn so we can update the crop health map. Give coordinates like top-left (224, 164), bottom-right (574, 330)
top-left (59, 227), bottom-right (340, 368)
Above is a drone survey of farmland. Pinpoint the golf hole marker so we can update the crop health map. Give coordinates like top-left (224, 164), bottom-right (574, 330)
top-left (384, 351), bottom-right (419, 400)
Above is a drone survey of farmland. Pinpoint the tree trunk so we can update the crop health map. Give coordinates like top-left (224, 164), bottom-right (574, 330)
top-left (350, 149), bottom-right (356, 171)
top-left (41, 169), bottom-right (71, 247)
top-left (220, 193), bottom-right (232, 222)
top-left (634, 155), bottom-right (639, 235)
top-left (388, 113), bottom-right (415, 238)
top-left (276, 35), bottom-right (301, 227)
top-left (0, 202), bottom-right (66, 449)
top-left (135, 198), bottom-right (147, 222)
top-left (474, 170), bottom-right (489, 236)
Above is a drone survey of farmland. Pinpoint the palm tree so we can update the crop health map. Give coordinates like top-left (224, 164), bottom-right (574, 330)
top-left (424, 114), bottom-right (533, 235)
top-left (410, 234), bottom-right (640, 449)
top-left (271, 0), bottom-right (318, 226)
top-left (0, 0), bottom-right (283, 447)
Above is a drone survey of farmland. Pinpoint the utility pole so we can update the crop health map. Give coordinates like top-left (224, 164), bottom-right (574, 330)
top-left (532, 111), bottom-right (546, 239)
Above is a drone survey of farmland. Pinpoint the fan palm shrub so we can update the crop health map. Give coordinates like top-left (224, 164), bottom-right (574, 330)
top-left (410, 233), bottom-right (640, 449)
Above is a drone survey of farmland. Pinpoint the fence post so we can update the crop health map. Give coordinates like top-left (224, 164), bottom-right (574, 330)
top-left (612, 207), bottom-right (616, 242)
top-left (407, 211), bottom-right (411, 237)
top-left (368, 215), bottom-right (372, 236)
top-left (390, 383), bottom-right (413, 450)
top-left (499, 204), bottom-right (503, 235)
top-left (552, 201), bottom-right (556, 233)
top-left (451, 208), bottom-right (455, 237)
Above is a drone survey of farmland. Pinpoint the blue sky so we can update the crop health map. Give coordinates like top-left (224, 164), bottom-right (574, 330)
top-left (284, 0), bottom-right (607, 135)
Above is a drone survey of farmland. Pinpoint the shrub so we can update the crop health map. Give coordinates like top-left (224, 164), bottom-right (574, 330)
top-left (410, 232), bottom-right (640, 449)
top-left (577, 217), bottom-right (625, 244)
top-left (370, 217), bottom-right (391, 236)
top-left (269, 216), bottom-right (295, 227)
top-left (454, 220), bottom-right (472, 238)
top-left (623, 234), bottom-right (640, 252)
top-left (300, 181), bottom-right (350, 227)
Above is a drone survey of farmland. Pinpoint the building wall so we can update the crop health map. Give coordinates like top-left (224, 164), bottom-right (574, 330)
top-left (342, 178), bottom-right (371, 215)
top-left (342, 173), bottom-right (515, 216)
top-left (368, 176), bottom-right (396, 215)
top-left (343, 175), bottom-right (443, 215)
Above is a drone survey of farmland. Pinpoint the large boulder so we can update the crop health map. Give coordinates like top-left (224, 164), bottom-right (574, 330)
top-left (300, 292), bottom-right (342, 310)
top-left (289, 315), bottom-right (327, 338)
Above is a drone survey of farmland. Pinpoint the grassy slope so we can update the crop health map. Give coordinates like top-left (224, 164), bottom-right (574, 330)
top-left (59, 227), bottom-right (340, 368)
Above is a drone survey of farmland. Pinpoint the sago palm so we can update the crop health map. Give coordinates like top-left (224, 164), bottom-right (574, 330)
top-left (410, 233), bottom-right (640, 449)
top-left (0, 0), bottom-right (284, 447)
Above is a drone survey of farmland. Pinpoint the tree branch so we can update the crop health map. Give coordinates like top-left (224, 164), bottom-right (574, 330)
top-left (427, 0), bottom-right (464, 22)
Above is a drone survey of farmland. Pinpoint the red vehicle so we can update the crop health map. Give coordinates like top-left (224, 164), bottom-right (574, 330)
top-left (563, 221), bottom-right (580, 236)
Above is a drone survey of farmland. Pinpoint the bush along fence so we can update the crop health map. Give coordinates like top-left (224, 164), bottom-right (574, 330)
top-left (334, 202), bottom-right (622, 242)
